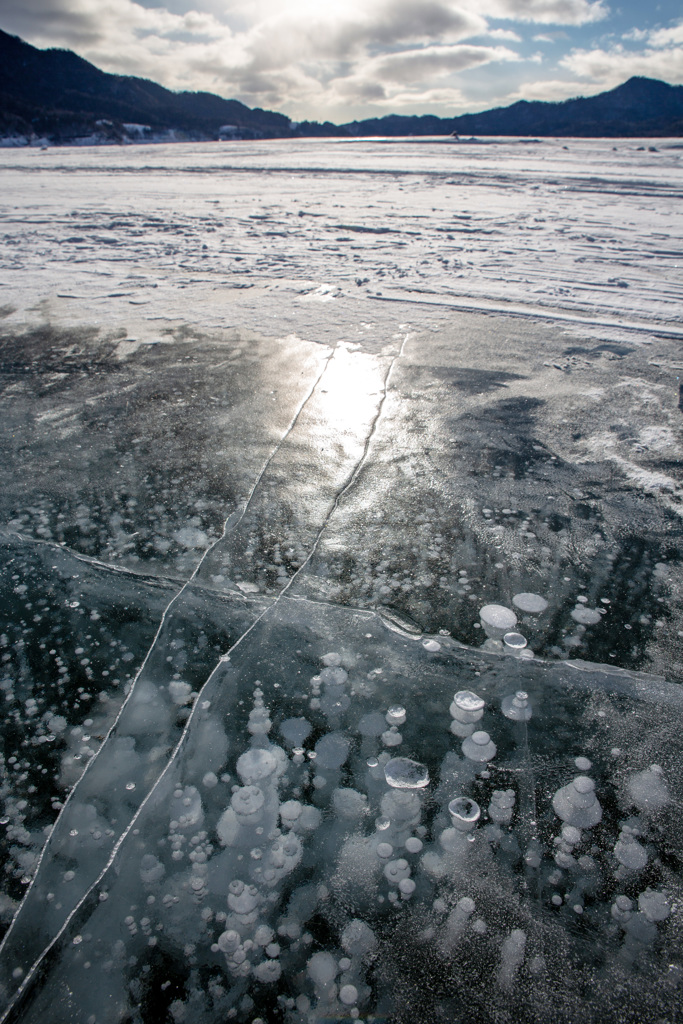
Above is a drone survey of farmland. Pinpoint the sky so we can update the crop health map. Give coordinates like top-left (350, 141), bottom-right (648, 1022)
top-left (2, 0), bottom-right (683, 122)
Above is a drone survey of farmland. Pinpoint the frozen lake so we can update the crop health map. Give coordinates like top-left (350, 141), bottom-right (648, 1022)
top-left (0, 137), bottom-right (682, 1023)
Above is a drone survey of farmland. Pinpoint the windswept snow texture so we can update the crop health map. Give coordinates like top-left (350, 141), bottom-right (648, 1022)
top-left (1, 138), bottom-right (683, 336)
top-left (0, 137), bottom-right (683, 1023)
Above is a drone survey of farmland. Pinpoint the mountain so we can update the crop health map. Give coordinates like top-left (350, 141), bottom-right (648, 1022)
top-left (0, 28), bottom-right (343, 144)
top-left (344, 78), bottom-right (683, 138)
top-left (1, 27), bottom-right (682, 145)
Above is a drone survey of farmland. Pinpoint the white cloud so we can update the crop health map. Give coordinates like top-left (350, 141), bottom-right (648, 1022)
top-left (1, 0), bottom-right (228, 49)
top-left (334, 82), bottom-right (470, 111)
top-left (485, 28), bottom-right (523, 41)
top-left (315, 43), bottom-right (519, 115)
top-left (0, 0), bottom-right (246, 93)
top-left (236, 0), bottom-right (492, 90)
top-left (533, 29), bottom-right (569, 41)
top-left (648, 21), bottom-right (683, 48)
top-left (371, 43), bottom-right (520, 82)
top-left (0, 0), bottom-right (621, 120)
top-left (562, 17), bottom-right (683, 90)
top-left (390, 86), bottom-right (468, 105)
top-left (621, 28), bottom-right (648, 42)
top-left (509, 76), bottom-right (603, 100)
top-left (561, 44), bottom-right (683, 85)
top-left (0, 0), bottom-right (491, 94)
top-left (471, 0), bottom-right (607, 27)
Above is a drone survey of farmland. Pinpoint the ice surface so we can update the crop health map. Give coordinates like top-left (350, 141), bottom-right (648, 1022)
top-left (0, 597), bottom-right (681, 1024)
top-left (1, 138), bottom-right (683, 1023)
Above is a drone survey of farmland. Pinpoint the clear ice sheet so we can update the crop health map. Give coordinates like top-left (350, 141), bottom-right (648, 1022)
top-left (0, 325), bottom-right (329, 576)
top-left (0, 535), bottom-right (173, 921)
top-left (1, 138), bottom-right (683, 1023)
top-left (3, 597), bottom-right (683, 1024)
top-left (294, 316), bottom-right (683, 676)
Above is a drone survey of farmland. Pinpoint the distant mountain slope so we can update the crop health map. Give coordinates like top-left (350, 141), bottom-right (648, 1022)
top-left (344, 77), bottom-right (683, 138)
top-left (1, 27), bottom-right (682, 144)
top-left (0, 28), bottom-right (300, 142)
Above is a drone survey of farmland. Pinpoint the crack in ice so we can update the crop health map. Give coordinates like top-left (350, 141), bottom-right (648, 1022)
top-left (0, 333), bottom-right (409, 1022)
top-left (0, 345), bottom-right (335, 1012)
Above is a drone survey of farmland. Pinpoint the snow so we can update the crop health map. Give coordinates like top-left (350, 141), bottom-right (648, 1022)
top-left (1, 137), bottom-right (682, 345)
top-left (0, 136), bottom-right (682, 1023)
